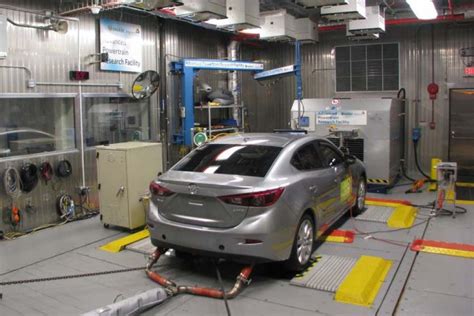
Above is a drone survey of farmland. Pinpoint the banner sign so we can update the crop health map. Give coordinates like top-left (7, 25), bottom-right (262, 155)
top-left (316, 109), bottom-right (367, 125)
top-left (100, 18), bottom-right (142, 73)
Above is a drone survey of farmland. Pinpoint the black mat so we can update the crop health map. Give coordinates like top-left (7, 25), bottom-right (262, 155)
top-left (456, 186), bottom-right (474, 201)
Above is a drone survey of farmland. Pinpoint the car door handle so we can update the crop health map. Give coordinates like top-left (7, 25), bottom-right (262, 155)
top-left (309, 185), bottom-right (318, 193)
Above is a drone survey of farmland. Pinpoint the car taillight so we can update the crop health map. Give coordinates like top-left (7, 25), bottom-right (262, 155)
top-left (149, 182), bottom-right (174, 197)
top-left (218, 188), bottom-right (284, 207)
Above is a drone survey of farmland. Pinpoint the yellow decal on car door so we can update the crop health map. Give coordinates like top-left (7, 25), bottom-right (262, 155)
top-left (340, 176), bottom-right (352, 202)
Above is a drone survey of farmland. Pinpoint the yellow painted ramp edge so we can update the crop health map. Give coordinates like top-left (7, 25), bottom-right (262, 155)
top-left (335, 255), bottom-right (392, 307)
top-left (387, 205), bottom-right (417, 228)
top-left (100, 229), bottom-right (150, 253)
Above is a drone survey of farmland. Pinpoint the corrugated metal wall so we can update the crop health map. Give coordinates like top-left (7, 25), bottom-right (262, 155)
top-left (242, 23), bottom-right (474, 172)
top-left (0, 1), bottom-right (160, 233)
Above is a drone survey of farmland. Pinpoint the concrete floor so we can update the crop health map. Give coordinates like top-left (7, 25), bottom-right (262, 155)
top-left (0, 187), bottom-right (473, 315)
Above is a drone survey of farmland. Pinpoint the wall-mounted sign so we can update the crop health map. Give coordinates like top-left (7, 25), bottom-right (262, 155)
top-left (464, 67), bottom-right (474, 77)
top-left (100, 18), bottom-right (142, 73)
top-left (316, 110), bottom-right (367, 125)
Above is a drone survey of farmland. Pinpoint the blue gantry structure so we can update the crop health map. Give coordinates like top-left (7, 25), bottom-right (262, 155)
top-left (170, 41), bottom-right (302, 146)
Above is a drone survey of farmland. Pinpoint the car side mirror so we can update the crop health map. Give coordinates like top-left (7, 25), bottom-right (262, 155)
top-left (344, 154), bottom-right (357, 165)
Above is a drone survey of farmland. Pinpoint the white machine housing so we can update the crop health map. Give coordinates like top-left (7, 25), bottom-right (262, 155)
top-left (259, 10), bottom-right (296, 41)
top-left (125, 0), bottom-right (183, 10)
top-left (296, 0), bottom-right (349, 8)
top-left (291, 98), bottom-right (405, 184)
top-left (348, 6), bottom-right (385, 34)
top-left (294, 18), bottom-right (318, 43)
top-left (96, 142), bottom-right (163, 229)
top-left (321, 0), bottom-right (366, 21)
top-left (174, 0), bottom-right (226, 22)
top-left (207, 0), bottom-right (259, 31)
top-left (0, 15), bottom-right (6, 59)
top-left (347, 31), bottom-right (380, 40)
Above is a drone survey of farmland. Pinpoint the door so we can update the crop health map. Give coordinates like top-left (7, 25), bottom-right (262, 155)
top-left (449, 89), bottom-right (474, 182)
top-left (290, 141), bottom-right (339, 232)
top-left (318, 141), bottom-right (351, 221)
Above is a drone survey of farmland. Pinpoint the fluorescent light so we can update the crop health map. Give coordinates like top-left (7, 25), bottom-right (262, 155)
top-left (407, 0), bottom-right (438, 20)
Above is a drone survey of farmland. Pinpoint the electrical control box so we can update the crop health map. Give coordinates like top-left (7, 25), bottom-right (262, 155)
top-left (96, 142), bottom-right (163, 230)
top-left (0, 15), bottom-right (7, 59)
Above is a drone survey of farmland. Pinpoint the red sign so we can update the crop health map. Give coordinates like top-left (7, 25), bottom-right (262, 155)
top-left (464, 67), bottom-right (474, 76)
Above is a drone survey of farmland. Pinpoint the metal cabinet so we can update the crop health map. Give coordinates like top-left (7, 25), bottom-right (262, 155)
top-left (96, 142), bottom-right (163, 229)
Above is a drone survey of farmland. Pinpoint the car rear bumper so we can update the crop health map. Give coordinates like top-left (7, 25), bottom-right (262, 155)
top-left (147, 202), bottom-right (297, 263)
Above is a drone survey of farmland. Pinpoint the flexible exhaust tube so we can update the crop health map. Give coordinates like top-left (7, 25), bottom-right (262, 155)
top-left (146, 249), bottom-right (253, 299)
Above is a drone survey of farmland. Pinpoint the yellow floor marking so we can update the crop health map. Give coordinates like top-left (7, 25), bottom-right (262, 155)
top-left (100, 229), bottom-right (150, 253)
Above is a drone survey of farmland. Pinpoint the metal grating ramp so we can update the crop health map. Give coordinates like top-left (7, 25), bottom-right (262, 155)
top-left (126, 238), bottom-right (155, 255)
top-left (356, 205), bottom-right (393, 223)
top-left (291, 255), bottom-right (358, 292)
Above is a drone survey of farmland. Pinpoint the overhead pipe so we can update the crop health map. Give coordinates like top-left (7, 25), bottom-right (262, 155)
top-left (319, 14), bottom-right (465, 32)
top-left (146, 249), bottom-right (253, 299)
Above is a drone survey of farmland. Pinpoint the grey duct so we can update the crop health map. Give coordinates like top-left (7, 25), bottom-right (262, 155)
top-left (228, 40), bottom-right (240, 125)
top-left (81, 288), bottom-right (170, 316)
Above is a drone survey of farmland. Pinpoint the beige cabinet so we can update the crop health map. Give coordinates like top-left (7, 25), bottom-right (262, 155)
top-left (96, 142), bottom-right (163, 229)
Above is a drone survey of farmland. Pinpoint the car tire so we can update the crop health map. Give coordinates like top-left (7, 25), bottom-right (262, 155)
top-left (284, 213), bottom-right (315, 272)
top-left (352, 176), bottom-right (366, 216)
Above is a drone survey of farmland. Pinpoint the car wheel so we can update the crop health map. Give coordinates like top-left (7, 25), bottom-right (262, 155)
top-left (285, 214), bottom-right (314, 272)
top-left (352, 177), bottom-right (366, 216)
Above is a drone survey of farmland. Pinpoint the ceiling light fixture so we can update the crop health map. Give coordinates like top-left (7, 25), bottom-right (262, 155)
top-left (90, 5), bottom-right (102, 15)
top-left (406, 0), bottom-right (438, 20)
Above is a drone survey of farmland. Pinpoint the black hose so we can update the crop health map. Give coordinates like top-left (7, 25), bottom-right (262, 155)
top-left (215, 262), bottom-right (231, 316)
top-left (397, 88), bottom-right (406, 99)
top-left (413, 141), bottom-right (435, 182)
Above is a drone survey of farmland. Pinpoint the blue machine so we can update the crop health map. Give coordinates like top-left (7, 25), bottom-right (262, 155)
top-left (170, 41), bottom-right (303, 146)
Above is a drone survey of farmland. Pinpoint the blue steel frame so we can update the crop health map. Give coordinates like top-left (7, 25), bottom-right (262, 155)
top-left (170, 41), bottom-right (303, 146)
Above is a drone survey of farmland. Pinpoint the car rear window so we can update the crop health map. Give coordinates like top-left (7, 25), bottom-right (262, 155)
top-left (173, 144), bottom-right (282, 177)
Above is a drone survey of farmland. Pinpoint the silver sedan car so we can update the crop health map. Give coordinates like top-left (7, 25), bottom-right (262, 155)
top-left (147, 133), bottom-right (366, 271)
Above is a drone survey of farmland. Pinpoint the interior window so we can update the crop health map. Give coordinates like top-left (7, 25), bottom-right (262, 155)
top-left (84, 97), bottom-right (150, 146)
top-left (291, 142), bottom-right (324, 171)
top-left (0, 97), bottom-right (75, 158)
top-left (319, 142), bottom-right (344, 167)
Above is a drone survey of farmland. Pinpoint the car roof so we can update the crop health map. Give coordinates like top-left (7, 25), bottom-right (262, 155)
top-left (210, 133), bottom-right (323, 147)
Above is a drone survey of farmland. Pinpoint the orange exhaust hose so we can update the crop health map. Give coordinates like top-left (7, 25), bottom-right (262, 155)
top-left (145, 249), bottom-right (253, 299)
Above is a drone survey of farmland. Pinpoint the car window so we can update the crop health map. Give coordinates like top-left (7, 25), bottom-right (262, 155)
top-left (172, 144), bottom-right (282, 178)
top-left (319, 142), bottom-right (344, 167)
top-left (291, 142), bottom-right (324, 171)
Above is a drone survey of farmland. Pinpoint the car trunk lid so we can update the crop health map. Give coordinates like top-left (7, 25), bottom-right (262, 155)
top-left (156, 171), bottom-right (261, 228)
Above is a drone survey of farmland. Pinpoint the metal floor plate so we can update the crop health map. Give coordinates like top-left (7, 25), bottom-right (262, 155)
top-left (290, 255), bottom-right (358, 293)
top-left (356, 205), bottom-right (394, 223)
top-left (126, 237), bottom-right (155, 255)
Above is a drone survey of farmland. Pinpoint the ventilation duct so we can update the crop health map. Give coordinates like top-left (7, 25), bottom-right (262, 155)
top-left (321, 0), bottom-right (366, 21)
